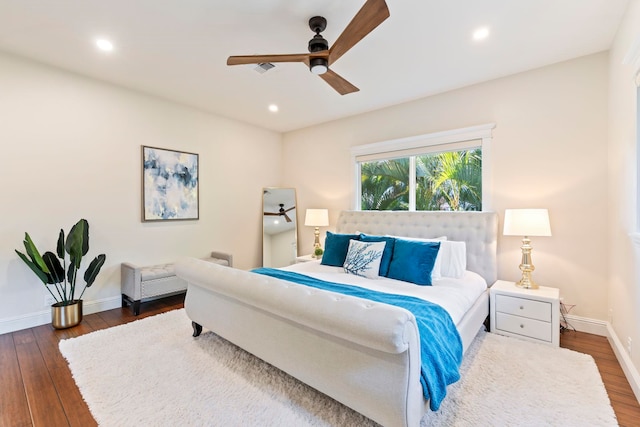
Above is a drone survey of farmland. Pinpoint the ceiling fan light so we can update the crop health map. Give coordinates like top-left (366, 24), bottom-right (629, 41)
top-left (310, 57), bottom-right (328, 75)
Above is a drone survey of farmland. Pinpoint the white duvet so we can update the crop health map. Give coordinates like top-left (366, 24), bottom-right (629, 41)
top-left (282, 260), bottom-right (487, 325)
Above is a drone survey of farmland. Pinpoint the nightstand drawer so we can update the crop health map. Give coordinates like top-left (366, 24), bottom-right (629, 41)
top-left (495, 294), bottom-right (551, 322)
top-left (495, 312), bottom-right (552, 342)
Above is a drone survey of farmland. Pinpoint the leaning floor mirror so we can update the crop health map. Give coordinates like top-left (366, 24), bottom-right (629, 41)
top-left (262, 187), bottom-right (298, 267)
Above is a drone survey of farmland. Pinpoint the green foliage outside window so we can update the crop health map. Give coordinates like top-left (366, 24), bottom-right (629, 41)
top-left (360, 149), bottom-right (482, 211)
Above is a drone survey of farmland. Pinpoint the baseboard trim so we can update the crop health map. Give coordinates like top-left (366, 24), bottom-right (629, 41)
top-left (606, 323), bottom-right (640, 402)
top-left (0, 296), bottom-right (121, 335)
top-left (563, 314), bottom-right (640, 402)
top-left (563, 314), bottom-right (608, 336)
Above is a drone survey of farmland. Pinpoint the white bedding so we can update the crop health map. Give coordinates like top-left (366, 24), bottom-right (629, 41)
top-left (282, 260), bottom-right (487, 325)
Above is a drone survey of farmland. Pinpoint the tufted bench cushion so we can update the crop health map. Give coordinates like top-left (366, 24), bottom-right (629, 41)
top-left (121, 251), bottom-right (232, 315)
top-left (140, 263), bottom-right (176, 281)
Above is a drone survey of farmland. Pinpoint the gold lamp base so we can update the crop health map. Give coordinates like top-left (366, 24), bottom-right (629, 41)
top-left (311, 226), bottom-right (321, 258)
top-left (515, 271), bottom-right (539, 289)
top-left (516, 236), bottom-right (539, 289)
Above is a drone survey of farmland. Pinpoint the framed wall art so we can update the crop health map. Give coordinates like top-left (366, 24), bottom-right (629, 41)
top-left (142, 146), bottom-right (199, 221)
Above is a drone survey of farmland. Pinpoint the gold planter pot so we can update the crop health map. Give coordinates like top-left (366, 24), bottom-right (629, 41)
top-left (51, 300), bottom-right (83, 329)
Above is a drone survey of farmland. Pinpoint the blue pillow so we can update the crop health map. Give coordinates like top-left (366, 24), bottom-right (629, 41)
top-left (321, 232), bottom-right (361, 267)
top-left (359, 234), bottom-right (395, 276)
top-left (387, 239), bottom-right (441, 286)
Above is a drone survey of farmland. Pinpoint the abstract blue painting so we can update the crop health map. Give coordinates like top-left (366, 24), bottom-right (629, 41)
top-left (142, 146), bottom-right (199, 221)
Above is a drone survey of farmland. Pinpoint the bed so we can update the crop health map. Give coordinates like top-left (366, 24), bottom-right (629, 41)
top-left (175, 210), bottom-right (498, 427)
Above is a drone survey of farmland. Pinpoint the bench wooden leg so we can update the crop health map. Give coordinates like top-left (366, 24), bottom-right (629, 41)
top-left (133, 300), bottom-right (141, 316)
top-left (122, 294), bottom-right (142, 316)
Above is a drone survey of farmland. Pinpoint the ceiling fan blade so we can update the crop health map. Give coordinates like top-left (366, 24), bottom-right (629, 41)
top-left (319, 70), bottom-right (359, 95)
top-left (284, 213), bottom-right (292, 223)
top-left (329, 0), bottom-right (390, 65)
top-left (284, 206), bottom-right (295, 213)
top-left (264, 212), bottom-right (279, 216)
top-left (227, 53), bottom-right (310, 66)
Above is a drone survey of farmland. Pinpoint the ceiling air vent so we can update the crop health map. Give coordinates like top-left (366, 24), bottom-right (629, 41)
top-left (254, 62), bottom-right (275, 74)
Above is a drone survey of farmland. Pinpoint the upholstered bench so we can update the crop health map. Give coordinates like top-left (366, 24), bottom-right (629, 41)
top-left (121, 251), bottom-right (233, 315)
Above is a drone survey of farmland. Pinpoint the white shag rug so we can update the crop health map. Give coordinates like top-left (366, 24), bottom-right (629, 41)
top-left (59, 309), bottom-right (617, 427)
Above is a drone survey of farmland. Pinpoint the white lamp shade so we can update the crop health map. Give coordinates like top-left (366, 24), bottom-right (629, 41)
top-left (503, 209), bottom-right (552, 236)
top-left (304, 209), bottom-right (329, 227)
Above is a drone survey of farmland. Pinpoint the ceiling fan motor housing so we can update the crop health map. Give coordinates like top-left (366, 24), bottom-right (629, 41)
top-left (308, 34), bottom-right (328, 52)
top-left (308, 16), bottom-right (329, 74)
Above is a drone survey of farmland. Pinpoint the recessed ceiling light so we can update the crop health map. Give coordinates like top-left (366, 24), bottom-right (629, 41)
top-left (268, 104), bottom-right (279, 113)
top-left (95, 38), bottom-right (114, 52)
top-left (472, 27), bottom-right (490, 41)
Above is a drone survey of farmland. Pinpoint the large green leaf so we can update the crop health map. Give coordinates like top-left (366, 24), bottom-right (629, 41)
top-left (66, 219), bottom-right (89, 268)
top-left (42, 251), bottom-right (65, 285)
top-left (67, 263), bottom-right (77, 286)
top-left (84, 254), bottom-right (106, 287)
top-left (56, 229), bottom-right (65, 259)
top-left (22, 233), bottom-right (50, 274)
top-left (15, 250), bottom-right (49, 284)
top-left (67, 263), bottom-right (77, 300)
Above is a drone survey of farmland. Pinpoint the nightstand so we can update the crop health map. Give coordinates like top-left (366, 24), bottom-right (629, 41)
top-left (490, 280), bottom-right (560, 346)
top-left (295, 254), bottom-right (317, 263)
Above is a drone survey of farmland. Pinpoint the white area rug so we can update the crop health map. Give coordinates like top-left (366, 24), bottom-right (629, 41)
top-left (59, 309), bottom-right (617, 426)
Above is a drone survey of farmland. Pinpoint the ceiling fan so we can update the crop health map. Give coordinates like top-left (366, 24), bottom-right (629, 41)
top-left (226, 0), bottom-right (390, 95)
top-left (264, 203), bottom-right (295, 223)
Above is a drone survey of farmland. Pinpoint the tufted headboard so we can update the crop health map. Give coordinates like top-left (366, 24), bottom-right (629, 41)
top-left (336, 210), bottom-right (498, 285)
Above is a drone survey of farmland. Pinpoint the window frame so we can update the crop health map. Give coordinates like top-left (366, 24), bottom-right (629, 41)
top-left (351, 123), bottom-right (496, 211)
top-left (623, 37), bottom-right (640, 232)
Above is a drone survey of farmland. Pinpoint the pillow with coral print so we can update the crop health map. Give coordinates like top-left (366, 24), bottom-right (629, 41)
top-left (343, 239), bottom-right (386, 279)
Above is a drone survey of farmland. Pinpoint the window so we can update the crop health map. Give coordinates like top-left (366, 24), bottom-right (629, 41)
top-left (352, 124), bottom-right (495, 211)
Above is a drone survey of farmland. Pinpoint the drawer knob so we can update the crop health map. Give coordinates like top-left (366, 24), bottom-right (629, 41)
top-left (520, 324), bottom-right (524, 328)
top-left (519, 305), bottom-right (524, 310)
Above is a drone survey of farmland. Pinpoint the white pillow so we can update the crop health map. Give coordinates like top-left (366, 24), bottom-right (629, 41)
top-left (343, 240), bottom-right (386, 279)
top-left (438, 240), bottom-right (467, 279)
top-left (386, 235), bottom-right (447, 280)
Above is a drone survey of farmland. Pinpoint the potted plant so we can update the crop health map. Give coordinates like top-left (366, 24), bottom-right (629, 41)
top-left (15, 219), bottom-right (106, 329)
top-left (313, 247), bottom-right (324, 259)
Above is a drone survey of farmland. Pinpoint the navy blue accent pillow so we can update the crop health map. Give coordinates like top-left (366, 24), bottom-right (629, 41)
top-left (359, 234), bottom-right (396, 276)
top-left (320, 232), bottom-right (361, 267)
top-left (387, 239), bottom-right (441, 286)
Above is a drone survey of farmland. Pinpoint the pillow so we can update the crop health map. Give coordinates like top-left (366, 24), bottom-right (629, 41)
top-left (320, 232), bottom-right (361, 267)
top-left (343, 240), bottom-right (386, 279)
top-left (359, 234), bottom-right (396, 276)
top-left (438, 240), bottom-right (467, 278)
top-left (387, 239), bottom-right (441, 286)
top-left (387, 235), bottom-right (447, 280)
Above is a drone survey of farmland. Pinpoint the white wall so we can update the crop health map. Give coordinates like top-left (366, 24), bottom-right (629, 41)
top-left (0, 52), bottom-right (282, 333)
top-left (283, 52), bottom-right (609, 322)
top-left (608, 0), bottom-right (640, 379)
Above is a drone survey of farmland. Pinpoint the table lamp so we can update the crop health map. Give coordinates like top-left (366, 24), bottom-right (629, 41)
top-left (503, 209), bottom-right (552, 289)
top-left (304, 209), bottom-right (329, 257)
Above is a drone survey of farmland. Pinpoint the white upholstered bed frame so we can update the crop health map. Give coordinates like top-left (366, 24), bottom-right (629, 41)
top-left (176, 210), bottom-right (498, 427)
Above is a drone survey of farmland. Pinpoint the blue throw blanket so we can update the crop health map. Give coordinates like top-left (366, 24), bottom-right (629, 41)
top-left (252, 268), bottom-right (463, 411)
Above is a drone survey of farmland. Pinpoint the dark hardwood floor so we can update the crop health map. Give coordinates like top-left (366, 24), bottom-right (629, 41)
top-left (2, 296), bottom-right (639, 426)
top-left (560, 330), bottom-right (640, 426)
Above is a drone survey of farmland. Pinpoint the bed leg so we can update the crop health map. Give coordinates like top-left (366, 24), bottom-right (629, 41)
top-left (192, 321), bottom-right (202, 337)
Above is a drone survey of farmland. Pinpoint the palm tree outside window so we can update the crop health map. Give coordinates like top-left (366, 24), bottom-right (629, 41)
top-left (360, 148), bottom-right (482, 211)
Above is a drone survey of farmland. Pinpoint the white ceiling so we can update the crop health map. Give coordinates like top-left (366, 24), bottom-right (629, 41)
top-left (0, 0), bottom-right (629, 132)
